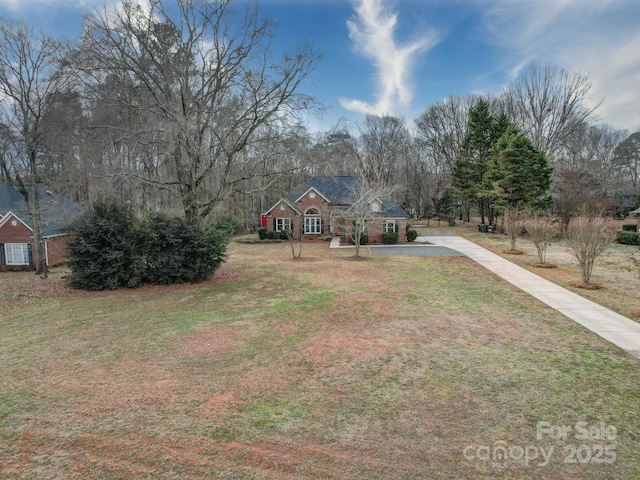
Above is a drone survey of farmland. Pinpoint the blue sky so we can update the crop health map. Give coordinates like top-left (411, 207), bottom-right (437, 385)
top-left (1, 0), bottom-right (639, 133)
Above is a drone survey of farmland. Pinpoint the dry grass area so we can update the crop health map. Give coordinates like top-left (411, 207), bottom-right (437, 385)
top-left (449, 220), bottom-right (640, 321)
top-left (1, 239), bottom-right (639, 479)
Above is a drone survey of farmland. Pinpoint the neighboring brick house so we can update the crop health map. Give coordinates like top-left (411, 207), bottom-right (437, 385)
top-left (0, 182), bottom-right (83, 270)
top-left (263, 176), bottom-right (409, 243)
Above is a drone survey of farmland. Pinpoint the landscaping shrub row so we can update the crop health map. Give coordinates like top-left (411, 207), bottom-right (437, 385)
top-left (257, 227), bottom-right (288, 240)
top-left (616, 230), bottom-right (640, 245)
top-left (67, 200), bottom-right (230, 290)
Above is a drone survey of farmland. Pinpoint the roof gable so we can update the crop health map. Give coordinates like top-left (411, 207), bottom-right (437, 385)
top-left (0, 211), bottom-right (32, 231)
top-left (264, 198), bottom-right (302, 216)
top-left (263, 176), bottom-right (408, 219)
top-left (288, 176), bottom-right (365, 205)
top-left (0, 182), bottom-right (83, 237)
top-left (295, 187), bottom-right (330, 203)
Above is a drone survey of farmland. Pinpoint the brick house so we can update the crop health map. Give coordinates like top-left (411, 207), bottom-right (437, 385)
top-left (0, 182), bottom-right (82, 270)
top-left (263, 176), bottom-right (409, 243)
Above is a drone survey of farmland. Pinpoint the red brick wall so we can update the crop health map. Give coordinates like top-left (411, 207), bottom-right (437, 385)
top-left (45, 236), bottom-right (70, 266)
top-left (0, 217), bottom-right (32, 243)
top-left (298, 191), bottom-right (329, 235)
top-left (0, 215), bottom-right (71, 269)
top-left (0, 217), bottom-right (33, 270)
top-left (268, 201), bottom-right (301, 237)
top-left (344, 218), bottom-right (408, 244)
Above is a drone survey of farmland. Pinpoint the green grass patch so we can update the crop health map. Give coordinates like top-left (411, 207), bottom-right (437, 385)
top-left (1, 243), bottom-right (639, 478)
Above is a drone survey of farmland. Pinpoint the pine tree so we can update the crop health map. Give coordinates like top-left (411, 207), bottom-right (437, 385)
top-left (488, 125), bottom-right (553, 211)
top-left (452, 100), bottom-right (509, 224)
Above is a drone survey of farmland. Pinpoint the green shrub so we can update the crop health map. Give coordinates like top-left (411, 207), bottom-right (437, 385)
top-left (140, 212), bottom-right (229, 285)
top-left (208, 213), bottom-right (242, 234)
top-left (350, 233), bottom-right (368, 245)
top-left (382, 232), bottom-right (398, 244)
top-left (257, 227), bottom-right (267, 240)
top-left (67, 199), bottom-right (144, 290)
top-left (382, 232), bottom-right (399, 244)
top-left (622, 224), bottom-right (637, 232)
top-left (406, 229), bottom-right (418, 242)
top-left (616, 231), bottom-right (640, 245)
top-left (67, 201), bottom-right (229, 290)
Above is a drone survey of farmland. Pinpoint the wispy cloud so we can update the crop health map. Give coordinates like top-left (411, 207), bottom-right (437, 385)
top-left (340, 0), bottom-right (439, 117)
top-left (482, 0), bottom-right (640, 131)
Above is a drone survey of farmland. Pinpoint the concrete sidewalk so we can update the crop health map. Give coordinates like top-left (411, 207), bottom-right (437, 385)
top-left (418, 235), bottom-right (640, 360)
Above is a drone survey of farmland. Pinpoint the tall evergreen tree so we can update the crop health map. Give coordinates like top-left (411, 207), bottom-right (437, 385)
top-left (452, 99), bottom-right (508, 224)
top-left (488, 125), bottom-right (553, 210)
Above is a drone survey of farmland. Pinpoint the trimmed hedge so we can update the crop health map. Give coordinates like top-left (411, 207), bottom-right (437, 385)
top-left (382, 232), bottom-right (399, 244)
top-left (406, 229), bottom-right (418, 242)
top-left (616, 231), bottom-right (640, 245)
top-left (350, 233), bottom-right (368, 245)
top-left (257, 227), bottom-right (267, 240)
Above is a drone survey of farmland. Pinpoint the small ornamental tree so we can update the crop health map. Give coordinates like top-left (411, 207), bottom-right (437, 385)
top-left (566, 215), bottom-right (616, 286)
top-left (525, 213), bottom-right (559, 266)
top-left (282, 227), bottom-right (303, 259)
top-left (503, 207), bottom-right (523, 252)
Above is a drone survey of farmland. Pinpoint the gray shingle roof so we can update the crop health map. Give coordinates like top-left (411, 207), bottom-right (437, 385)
top-left (0, 182), bottom-right (83, 237)
top-left (281, 176), bottom-right (408, 218)
top-left (288, 176), bottom-right (365, 205)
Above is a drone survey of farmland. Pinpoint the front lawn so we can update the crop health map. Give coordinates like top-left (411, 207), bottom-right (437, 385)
top-left (1, 241), bottom-right (638, 479)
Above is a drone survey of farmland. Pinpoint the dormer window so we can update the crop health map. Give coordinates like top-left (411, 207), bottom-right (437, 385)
top-left (371, 201), bottom-right (380, 213)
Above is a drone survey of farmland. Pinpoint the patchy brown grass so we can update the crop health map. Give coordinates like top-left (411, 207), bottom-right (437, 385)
top-left (1, 241), bottom-right (639, 479)
top-left (449, 220), bottom-right (640, 321)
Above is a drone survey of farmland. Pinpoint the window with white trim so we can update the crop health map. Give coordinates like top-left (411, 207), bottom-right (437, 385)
top-left (384, 220), bottom-right (397, 233)
top-left (274, 218), bottom-right (292, 231)
top-left (304, 217), bottom-right (322, 234)
top-left (4, 243), bottom-right (30, 265)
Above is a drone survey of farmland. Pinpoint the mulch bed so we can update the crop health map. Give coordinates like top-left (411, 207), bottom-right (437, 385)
top-left (530, 261), bottom-right (557, 268)
top-left (568, 279), bottom-right (604, 290)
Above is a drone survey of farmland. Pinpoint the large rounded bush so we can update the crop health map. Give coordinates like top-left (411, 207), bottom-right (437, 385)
top-left (67, 200), bottom-right (144, 290)
top-left (67, 201), bottom-right (229, 290)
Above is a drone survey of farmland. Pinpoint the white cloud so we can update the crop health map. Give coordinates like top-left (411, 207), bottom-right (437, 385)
top-left (0, 0), bottom-right (22, 12)
top-left (339, 0), bottom-right (439, 117)
top-left (481, 0), bottom-right (640, 131)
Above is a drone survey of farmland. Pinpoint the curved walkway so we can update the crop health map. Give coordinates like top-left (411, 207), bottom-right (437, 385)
top-left (418, 235), bottom-right (640, 360)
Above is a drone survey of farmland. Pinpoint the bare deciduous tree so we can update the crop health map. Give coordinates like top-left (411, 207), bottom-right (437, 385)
top-left (552, 123), bottom-right (627, 232)
top-left (503, 208), bottom-right (523, 253)
top-left (332, 180), bottom-right (393, 258)
top-left (614, 131), bottom-right (640, 194)
top-left (566, 214), bottom-right (616, 285)
top-left (0, 20), bottom-right (69, 277)
top-left (74, 0), bottom-right (321, 222)
top-left (356, 115), bottom-right (410, 188)
top-left (524, 213), bottom-right (559, 265)
top-left (503, 63), bottom-right (598, 162)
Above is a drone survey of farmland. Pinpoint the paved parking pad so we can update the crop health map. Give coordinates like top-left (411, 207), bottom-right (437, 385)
top-left (368, 245), bottom-right (464, 256)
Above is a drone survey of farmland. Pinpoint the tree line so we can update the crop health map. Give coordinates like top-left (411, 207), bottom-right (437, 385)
top-left (1, 0), bottom-right (639, 277)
